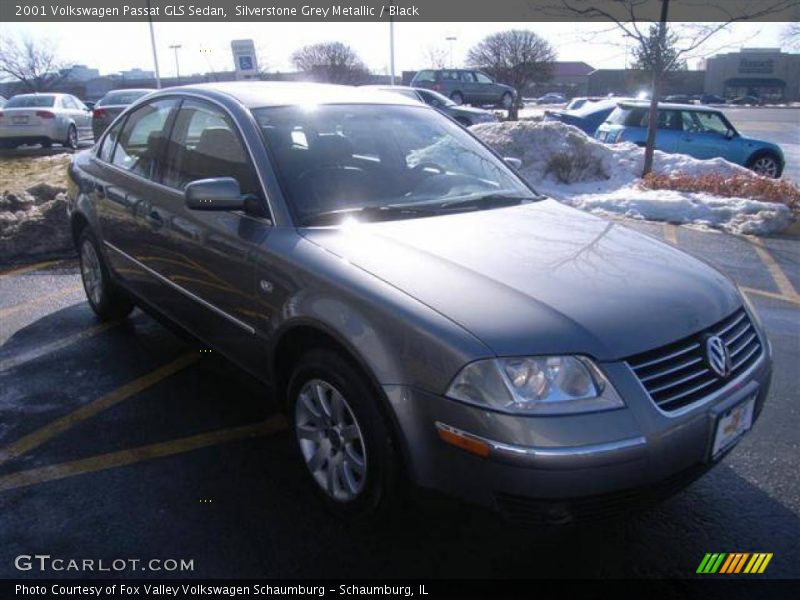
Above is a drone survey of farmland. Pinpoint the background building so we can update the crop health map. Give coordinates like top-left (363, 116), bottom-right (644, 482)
top-left (705, 48), bottom-right (800, 101)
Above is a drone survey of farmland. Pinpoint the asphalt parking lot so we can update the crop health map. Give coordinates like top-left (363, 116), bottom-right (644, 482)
top-left (0, 219), bottom-right (798, 580)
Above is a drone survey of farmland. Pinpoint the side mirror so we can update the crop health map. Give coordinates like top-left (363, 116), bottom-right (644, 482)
top-left (725, 129), bottom-right (736, 140)
top-left (185, 177), bottom-right (244, 211)
top-left (503, 157), bottom-right (522, 170)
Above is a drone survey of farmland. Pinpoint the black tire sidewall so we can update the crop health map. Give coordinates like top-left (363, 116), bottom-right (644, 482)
top-left (287, 348), bottom-right (399, 520)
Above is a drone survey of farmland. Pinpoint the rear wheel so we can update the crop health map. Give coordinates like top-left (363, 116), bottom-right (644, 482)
top-left (450, 91), bottom-right (464, 105)
top-left (78, 230), bottom-right (134, 321)
top-left (747, 153), bottom-right (782, 178)
top-left (501, 92), bottom-right (514, 109)
top-left (288, 348), bottom-right (400, 521)
top-left (64, 125), bottom-right (78, 149)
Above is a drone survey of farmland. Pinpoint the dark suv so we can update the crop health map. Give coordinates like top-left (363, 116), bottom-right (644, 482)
top-left (411, 69), bottom-right (516, 108)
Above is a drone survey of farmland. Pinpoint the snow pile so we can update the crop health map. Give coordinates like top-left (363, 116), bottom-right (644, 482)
top-left (471, 120), bottom-right (792, 235)
top-left (0, 183), bottom-right (73, 261)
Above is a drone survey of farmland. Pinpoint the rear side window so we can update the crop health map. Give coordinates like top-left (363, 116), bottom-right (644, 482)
top-left (162, 99), bottom-right (261, 199)
top-left (441, 70), bottom-right (459, 81)
top-left (413, 70), bottom-right (436, 83)
top-left (111, 98), bottom-right (178, 179)
top-left (606, 106), bottom-right (647, 126)
top-left (460, 72), bottom-right (477, 83)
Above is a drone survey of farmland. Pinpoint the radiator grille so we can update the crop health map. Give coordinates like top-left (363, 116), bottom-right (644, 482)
top-left (627, 308), bottom-right (761, 412)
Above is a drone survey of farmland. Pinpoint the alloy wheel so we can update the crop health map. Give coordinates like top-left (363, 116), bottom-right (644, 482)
top-left (80, 239), bottom-right (103, 306)
top-left (752, 156), bottom-right (778, 178)
top-left (295, 379), bottom-right (367, 502)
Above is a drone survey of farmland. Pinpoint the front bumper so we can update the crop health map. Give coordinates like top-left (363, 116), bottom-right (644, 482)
top-left (384, 346), bottom-right (772, 521)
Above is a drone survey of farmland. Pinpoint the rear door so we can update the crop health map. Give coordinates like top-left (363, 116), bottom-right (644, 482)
top-left (156, 98), bottom-right (273, 370)
top-left (93, 97), bottom-right (181, 306)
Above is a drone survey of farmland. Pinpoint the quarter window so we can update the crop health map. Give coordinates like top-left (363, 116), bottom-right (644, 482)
top-left (162, 99), bottom-right (261, 199)
top-left (98, 118), bottom-right (124, 162)
top-left (111, 99), bottom-right (178, 179)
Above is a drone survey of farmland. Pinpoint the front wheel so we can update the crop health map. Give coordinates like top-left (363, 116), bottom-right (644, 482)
top-left (78, 230), bottom-right (134, 321)
top-left (748, 153), bottom-right (782, 178)
top-left (501, 92), bottom-right (514, 109)
top-left (288, 349), bottom-right (401, 520)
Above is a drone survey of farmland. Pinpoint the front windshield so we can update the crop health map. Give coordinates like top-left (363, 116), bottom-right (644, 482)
top-left (252, 104), bottom-right (537, 225)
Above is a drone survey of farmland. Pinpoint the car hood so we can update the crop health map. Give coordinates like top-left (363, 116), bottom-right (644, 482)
top-left (300, 200), bottom-right (740, 360)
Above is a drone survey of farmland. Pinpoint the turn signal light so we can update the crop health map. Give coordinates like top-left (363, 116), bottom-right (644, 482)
top-left (436, 423), bottom-right (491, 457)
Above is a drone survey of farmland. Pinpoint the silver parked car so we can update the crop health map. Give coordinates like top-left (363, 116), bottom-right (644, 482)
top-left (67, 83), bottom-right (771, 523)
top-left (0, 93), bottom-right (92, 149)
top-left (91, 88), bottom-right (155, 140)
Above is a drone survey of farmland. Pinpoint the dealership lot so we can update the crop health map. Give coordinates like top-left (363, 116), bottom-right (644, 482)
top-left (0, 220), bottom-right (798, 579)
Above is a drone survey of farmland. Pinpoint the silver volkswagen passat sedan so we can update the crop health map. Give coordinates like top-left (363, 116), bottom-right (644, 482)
top-left (66, 82), bottom-right (771, 523)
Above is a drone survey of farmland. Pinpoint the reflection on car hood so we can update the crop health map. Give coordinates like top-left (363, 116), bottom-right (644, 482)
top-left (300, 200), bottom-right (740, 360)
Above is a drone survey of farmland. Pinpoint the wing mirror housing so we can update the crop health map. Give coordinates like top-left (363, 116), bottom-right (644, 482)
top-left (503, 157), bottom-right (522, 170)
top-left (185, 177), bottom-right (244, 211)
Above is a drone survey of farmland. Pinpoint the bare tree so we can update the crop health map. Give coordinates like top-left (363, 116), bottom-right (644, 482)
top-left (552, 0), bottom-right (800, 176)
top-left (291, 42), bottom-right (369, 85)
top-left (423, 45), bottom-right (449, 70)
top-left (0, 36), bottom-right (71, 92)
top-left (783, 22), bottom-right (800, 49)
top-left (466, 29), bottom-right (556, 120)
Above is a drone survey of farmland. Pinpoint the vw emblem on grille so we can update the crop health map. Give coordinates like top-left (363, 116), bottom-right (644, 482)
top-left (705, 335), bottom-right (731, 378)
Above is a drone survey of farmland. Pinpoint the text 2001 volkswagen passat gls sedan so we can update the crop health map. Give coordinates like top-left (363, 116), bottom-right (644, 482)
top-left (66, 83), bottom-right (771, 523)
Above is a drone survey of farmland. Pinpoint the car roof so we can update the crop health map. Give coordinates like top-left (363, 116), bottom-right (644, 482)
top-left (11, 92), bottom-right (64, 97)
top-left (104, 88), bottom-right (156, 95)
top-left (618, 100), bottom-right (719, 112)
top-left (159, 82), bottom-right (422, 108)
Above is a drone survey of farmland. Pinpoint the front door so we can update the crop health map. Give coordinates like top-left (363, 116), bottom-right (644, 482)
top-left (678, 110), bottom-right (738, 161)
top-left (156, 98), bottom-right (274, 372)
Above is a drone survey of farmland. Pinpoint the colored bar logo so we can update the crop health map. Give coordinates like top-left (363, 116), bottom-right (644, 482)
top-left (697, 553), bottom-right (773, 574)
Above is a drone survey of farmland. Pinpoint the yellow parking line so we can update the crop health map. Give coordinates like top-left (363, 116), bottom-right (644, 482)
top-left (748, 237), bottom-right (799, 300)
top-left (0, 320), bottom-right (121, 373)
top-left (0, 416), bottom-right (288, 493)
top-left (0, 260), bottom-right (66, 281)
top-left (0, 284), bottom-right (84, 319)
top-left (741, 287), bottom-right (800, 306)
top-left (663, 223), bottom-right (679, 245)
top-left (0, 353), bottom-right (199, 466)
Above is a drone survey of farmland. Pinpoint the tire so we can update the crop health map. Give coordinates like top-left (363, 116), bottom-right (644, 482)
top-left (501, 92), bottom-right (513, 110)
top-left (78, 229), bottom-right (134, 321)
top-left (63, 125), bottom-right (78, 149)
top-left (747, 152), bottom-right (782, 179)
top-left (287, 348), bottom-right (401, 521)
top-left (450, 91), bottom-right (464, 105)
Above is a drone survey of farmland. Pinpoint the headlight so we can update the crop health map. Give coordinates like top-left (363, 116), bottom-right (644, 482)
top-left (446, 356), bottom-right (624, 415)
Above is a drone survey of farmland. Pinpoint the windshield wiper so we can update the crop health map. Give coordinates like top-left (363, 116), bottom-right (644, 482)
top-left (300, 204), bottom-right (442, 226)
top-left (434, 194), bottom-right (540, 211)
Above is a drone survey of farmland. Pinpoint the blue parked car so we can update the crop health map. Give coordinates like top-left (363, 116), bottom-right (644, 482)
top-left (543, 98), bottom-right (627, 136)
top-left (595, 102), bottom-right (784, 178)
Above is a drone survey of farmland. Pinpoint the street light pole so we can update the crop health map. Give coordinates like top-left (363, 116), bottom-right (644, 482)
top-left (389, 1), bottom-right (396, 85)
top-left (169, 44), bottom-right (183, 83)
top-left (446, 36), bottom-right (457, 68)
top-left (146, 0), bottom-right (161, 88)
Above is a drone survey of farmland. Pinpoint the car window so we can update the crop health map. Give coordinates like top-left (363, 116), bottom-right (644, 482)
top-left (253, 104), bottom-right (535, 224)
top-left (606, 106), bottom-right (646, 126)
top-left (98, 91), bottom-right (150, 107)
top-left (460, 71), bottom-right (477, 83)
top-left (413, 70), bottom-right (436, 83)
top-left (441, 70), bottom-right (459, 81)
top-left (98, 118), bottom-right (125, 162)
top-left (643, 109), bottom-right (682, 130)
top-left (475, 72), bottom-right (493, 84)
top-left (111, 98), bottom-right (177, 179)
top-left (692, 111), bottom-right (730, 135)
top-left (162, 99), bottom-right (262, 199)
top-left (5, 95), bottom-right (56, 108)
